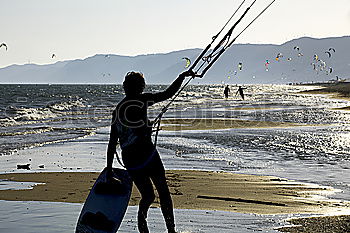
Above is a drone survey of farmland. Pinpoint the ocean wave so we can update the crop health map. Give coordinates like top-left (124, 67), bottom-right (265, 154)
top-left (46, 100), bottom-right (86, 111)
top-left (0, 126), bottom-right (54, 136)
top-left (1, 98), bottom-right (110, 127)
top-left (13, 107), bottom-right (58, 121)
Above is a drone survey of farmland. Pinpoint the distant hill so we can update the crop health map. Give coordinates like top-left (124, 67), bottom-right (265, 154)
top-left (0, 36), bottom-right (349, 84)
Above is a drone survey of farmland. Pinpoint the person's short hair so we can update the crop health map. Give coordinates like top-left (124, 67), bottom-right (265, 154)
top-left (123, 71), bottom-right (145, 95)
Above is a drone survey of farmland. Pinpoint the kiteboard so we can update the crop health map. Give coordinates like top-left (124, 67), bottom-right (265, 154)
top-left (75, 168), bottom-right (132, 233)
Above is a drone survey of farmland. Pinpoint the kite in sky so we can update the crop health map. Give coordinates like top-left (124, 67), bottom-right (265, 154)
top-left (182, 57), bottom-right (191, 68)
top-left (325, 51), bottom-right (331, 58)
top-left (265, 60), bottom-right (270, 71)
top-left (238, 62), bottom-right (243, 71)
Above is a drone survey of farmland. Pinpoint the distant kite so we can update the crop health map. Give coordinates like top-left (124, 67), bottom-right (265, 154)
top-left (101, 73), bottom-right (111, 77)
top-left (276, 53), bottom-right (283, 61)
top-left (0, 43), bottom-right (7, 51)
top-left (265, 60), bottom-right (270, 71)
top-left (227, 70), bottom-right (238, 79)
top-left (329, 48), bottom-right (336, 53)
top-left (325, 51), bottom-right (332, 58)
top-left (238, 62), bottom-right (243, 71)
top-left (293, 46), bottom-right (303, 57)
top-left (311, 63), bottom-right (317, 70)
top-left (182, 57), bottom-right (191, 68)
top-left (51, 54), bottom-right (56, 58)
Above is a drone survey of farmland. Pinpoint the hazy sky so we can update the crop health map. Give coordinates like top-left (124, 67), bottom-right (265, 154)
top-left (0, 0), bottom-right (349, 68)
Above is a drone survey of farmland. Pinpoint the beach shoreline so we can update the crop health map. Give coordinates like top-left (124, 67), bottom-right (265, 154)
top-left (1, 170), bottom-right (350, 232)
top-left (0, 170), bottom-right (349, 216)
top-left (299, 82), bottom-right (350, 109)
top-left (1, 84), bottom-right (350, 232)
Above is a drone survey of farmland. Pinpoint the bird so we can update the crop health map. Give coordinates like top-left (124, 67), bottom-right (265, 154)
top-left (0, 43), bottom-right (8, 51)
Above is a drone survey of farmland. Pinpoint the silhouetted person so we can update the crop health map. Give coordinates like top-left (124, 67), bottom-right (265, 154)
top-left (224, 85), bottom-right (230, 98)
top-left (107, 70), bottom-right (194, 233)
top-left (236, 86), bottom-right (247, 100)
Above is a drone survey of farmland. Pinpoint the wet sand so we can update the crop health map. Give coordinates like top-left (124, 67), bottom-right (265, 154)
top-left (1, 105), bottom-right (349, 231)
top-left (161, 118), bottom-right (300, 131)
top-left (0, 170), bottom-right (349, 215)
top-left (278, 215), bottom-right (350, 232)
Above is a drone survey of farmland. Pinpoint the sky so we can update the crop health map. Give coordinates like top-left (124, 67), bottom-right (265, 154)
top-left (0, 0), bottom-right (349, 68)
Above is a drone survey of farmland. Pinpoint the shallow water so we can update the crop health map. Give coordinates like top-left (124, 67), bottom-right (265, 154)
top-left (1, 83), bottom-right (350, 231)
top-left (0, 200), bottom-right (295, 233)
top-left (0, 180), bottom-right (43, 191)
top-left (1, 84), bottom-right (350, 199)
top-left (2, 83), bottom-right (349, 155)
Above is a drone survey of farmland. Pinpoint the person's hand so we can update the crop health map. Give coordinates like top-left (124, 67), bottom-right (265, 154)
top-left (179, 70), bottom-right (195, 79)
top-left (106, 167), bottom-right (115, 182)
top-left (106, 168), bottom-right (122, 185)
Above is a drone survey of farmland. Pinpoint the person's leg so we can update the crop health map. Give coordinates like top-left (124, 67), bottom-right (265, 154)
top-left (149, 154), bottom-right (176, 232)
top-left (151, 174), bottom-right (176, 232)
top-left (131, 173), bottom-right (155, 233)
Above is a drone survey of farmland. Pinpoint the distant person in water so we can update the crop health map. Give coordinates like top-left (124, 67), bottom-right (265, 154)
top-left (236, 86), bottom-right (247, 100)
top-left (224, 85), bottom-right (230, 98)
top-left (107, 70), bottom-right (194, 233)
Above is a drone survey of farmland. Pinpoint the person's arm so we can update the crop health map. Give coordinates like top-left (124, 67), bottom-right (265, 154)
top-left (145, 70), bottom-right (194, 104)
top-left (106, 110), bottom-right (118, 172)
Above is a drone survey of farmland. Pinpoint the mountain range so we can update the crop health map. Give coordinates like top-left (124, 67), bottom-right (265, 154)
top-left (0, 36), bottom-right (349, 84)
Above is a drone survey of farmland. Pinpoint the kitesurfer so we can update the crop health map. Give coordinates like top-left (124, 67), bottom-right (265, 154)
top-left (236, 86), bottom-right (247, 100)
top-left (224, 85), bottom-right (230, 98)
top-left (106, 70), bottom-right (194, 233)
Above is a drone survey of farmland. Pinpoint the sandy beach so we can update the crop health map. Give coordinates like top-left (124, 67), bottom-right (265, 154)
top-left (0, 170), bottom-right (349, 216)
top-left (1, 169), bottom-right (350, 232)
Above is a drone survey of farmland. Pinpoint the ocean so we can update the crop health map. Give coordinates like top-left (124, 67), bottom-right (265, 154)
top-left (1, 83), bottom-right (350, 232)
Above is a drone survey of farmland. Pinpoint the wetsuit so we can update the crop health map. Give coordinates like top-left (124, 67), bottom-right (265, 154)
top-left (236, 86), bottom-right (246, 100)
top-left (224, 86), bottom-right (230, 98)
top-left (107, 75), bottom-right (185, 232)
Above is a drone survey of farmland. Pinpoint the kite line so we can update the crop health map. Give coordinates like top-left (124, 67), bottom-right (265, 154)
top-left (152, 0), bottom-right (277, 146)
